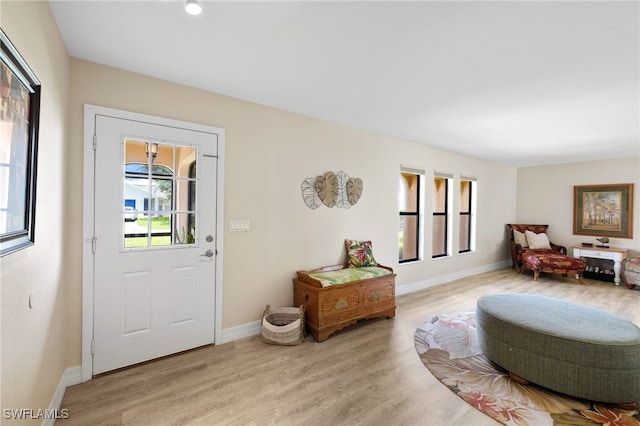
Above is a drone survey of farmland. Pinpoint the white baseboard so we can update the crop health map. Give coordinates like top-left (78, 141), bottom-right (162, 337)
top-left (220, 320), bottom-right (262, 344)
top-left (217, 261), bottom-right (511, 344)
top-left (45, 366), bottom-right (81, 426)
top-left (395, 260), bottom-right (511, 296)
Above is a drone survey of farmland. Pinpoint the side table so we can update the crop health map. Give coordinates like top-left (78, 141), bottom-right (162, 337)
top-left (572, 246), bottom-right (629, 285)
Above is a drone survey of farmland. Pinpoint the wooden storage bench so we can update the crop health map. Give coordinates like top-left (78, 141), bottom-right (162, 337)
top-left (293, 264), bottom-right (396, 341)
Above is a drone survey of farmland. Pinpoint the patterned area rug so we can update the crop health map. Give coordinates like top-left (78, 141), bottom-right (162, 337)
top-left (414, 312), bottom-right (640, 426)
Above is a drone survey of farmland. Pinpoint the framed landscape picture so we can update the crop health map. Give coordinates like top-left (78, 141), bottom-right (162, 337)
top-left (573, 183), bottom-right (633, 238)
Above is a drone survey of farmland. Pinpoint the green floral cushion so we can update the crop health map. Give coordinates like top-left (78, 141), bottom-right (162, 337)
top-left (345, 239), bottom-right (378, 268)
top-left (308, 266), bottom-right (391, 287)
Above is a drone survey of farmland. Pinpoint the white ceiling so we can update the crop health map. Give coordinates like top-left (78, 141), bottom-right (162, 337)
top-left (48, 0), bottom-right (639, 167)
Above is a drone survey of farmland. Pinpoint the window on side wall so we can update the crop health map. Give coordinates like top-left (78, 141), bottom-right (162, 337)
top-left (0, 30), bottom-right (41, 257)
top-left (459, 177), bottom-right (477, 254)
top-left (433, 173), bottom-right (452, 258)
top-left (399, 167), bottom-right (423, 263)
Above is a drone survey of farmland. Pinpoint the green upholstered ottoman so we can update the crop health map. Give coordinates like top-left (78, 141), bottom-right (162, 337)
top-left (476, 294), bottom-right (640, 403)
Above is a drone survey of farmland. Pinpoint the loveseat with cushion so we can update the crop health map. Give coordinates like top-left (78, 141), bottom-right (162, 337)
top-left (507, 224), bottom-right (586, 283)
top-left (622, 257), bottom-right (640, 289)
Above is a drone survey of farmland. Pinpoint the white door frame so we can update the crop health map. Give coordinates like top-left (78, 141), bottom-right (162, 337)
top-left (81, 104), bottom-right (225, 382)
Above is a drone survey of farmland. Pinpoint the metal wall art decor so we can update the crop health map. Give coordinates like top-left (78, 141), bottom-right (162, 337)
top-left (301, 170), bottom-right (363, 209)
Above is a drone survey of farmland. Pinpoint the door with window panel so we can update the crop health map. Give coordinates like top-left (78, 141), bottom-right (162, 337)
top-left (93, 115), bottom-right (218, 375)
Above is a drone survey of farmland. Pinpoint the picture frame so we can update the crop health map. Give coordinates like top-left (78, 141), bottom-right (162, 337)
top-left (573, 183), bottom-right (634, 239)
top-left (0, 29), bottom-right (41, 256)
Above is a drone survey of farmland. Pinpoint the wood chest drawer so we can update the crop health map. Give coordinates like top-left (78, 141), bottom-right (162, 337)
top-left (293, 265), bottom-right (396, 341)
top-left (320, 287), bottom-right (360, 323)
top-left (362, 279), bottom-right (395, 313)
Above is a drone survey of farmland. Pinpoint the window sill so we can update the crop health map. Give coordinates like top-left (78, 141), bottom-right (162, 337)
top-left (398, 259), bottom-right (424, 266)
top-left (431, 255), bottom-right (451, 261)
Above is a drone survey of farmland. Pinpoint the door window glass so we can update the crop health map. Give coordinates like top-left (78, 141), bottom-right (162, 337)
top-left (123, 139), bottom-right (197, 249)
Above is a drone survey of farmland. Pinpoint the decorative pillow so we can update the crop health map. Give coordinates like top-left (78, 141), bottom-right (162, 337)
top-left (513, 230), bottom-right (528, 247)
top-left (525, 230), bottom-right (551, 249)
top-left (345, 239), bottom-right (378, 268)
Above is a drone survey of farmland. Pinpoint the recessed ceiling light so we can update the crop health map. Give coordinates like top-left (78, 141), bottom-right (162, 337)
top-left (185, 0), bottom-right (202, 16)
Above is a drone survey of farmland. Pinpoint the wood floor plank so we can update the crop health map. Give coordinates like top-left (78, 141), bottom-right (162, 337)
top-left (59, 269), bottom-right (640, 425)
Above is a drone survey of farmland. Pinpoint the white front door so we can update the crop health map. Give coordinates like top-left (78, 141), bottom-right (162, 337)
top-left (92, 114), bottom-right (219, 375)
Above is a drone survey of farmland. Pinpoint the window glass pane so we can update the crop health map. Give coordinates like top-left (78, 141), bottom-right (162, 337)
top-left (124, 176), bottom-right (144, 210)
top-left (152, 178), bottom-right (173, 214)
top-left (459, 215), bottom-right (470, 251)
top-left (154, 143), bottom-right (174, 174)
top-left (400, 172), bottom-right (418, 212)
top-left (124, 236), bottom-right (148, 249)
top-left (398, 177), bottom-right (408, 211)
top-left (150, 213), bottom-right (171, 247)
top-left (433, 177), bottom-right (447, 212)
top-left (399, 215), bottom-right (418, 260)
top-left (176, 146), bottom-right (196, 177)
top-left (175, 178), bottom-right (194, 213)
top-left (124, 208), bottom-right (147, 249)
top-left (432, 215), bottom-right (446, 256)
top-left (189, 163), bottom-right (196, 213)
top-left (124, 139), bottom-right (148, 167)
top-left (175, 213), bottom-right (195, 244)
top-left (460, 181), bottom-right (470, 212)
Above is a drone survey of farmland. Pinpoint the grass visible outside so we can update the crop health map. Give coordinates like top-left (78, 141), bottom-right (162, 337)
top-left (124, 216), bottom-right (171, 248)
top-left (136, 216), bottom-right (170, 230)
top-left (124, 236), bottom-right (171, 248)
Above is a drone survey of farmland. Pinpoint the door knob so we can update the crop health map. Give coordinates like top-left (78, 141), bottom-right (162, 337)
top-left (201, 249), bottom-right (214, 257)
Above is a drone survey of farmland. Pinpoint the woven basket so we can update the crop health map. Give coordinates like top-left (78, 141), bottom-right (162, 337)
top-left (261, 305), bottom-right (306, 346)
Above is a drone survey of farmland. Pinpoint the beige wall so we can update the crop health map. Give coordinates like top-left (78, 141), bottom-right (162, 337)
top-left (516, 157), bottom-right (640, 256)
top-left (1, 1), bottom-right (70, 422)
top-left (67, 59), bottom-right (518, 363)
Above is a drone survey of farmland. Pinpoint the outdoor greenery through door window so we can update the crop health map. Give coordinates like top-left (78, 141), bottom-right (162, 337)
top-left (123, 139), bottom-right (197, 249)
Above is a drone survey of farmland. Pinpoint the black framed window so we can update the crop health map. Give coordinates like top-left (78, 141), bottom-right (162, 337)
top-left (399, 169), bottom-right (422, 263)
top-left (459, 180), bottom-right (472, 253)
top-left (0, 30), bottom-right (41, 256)
top-left (432, 175), bottom-right (450, 258)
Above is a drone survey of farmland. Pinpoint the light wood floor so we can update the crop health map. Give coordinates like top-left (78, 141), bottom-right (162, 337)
top-left (59, 268), bottom-right (640, 426)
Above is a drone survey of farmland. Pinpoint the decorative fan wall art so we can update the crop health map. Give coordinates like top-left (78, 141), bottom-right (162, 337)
top-left (347, 177), bottom-right (363, 205)
top-left (315, 171), bottom-right (338, 207)
top-left (301, 177), bottom-right (322, 209)
top-left (301, 170), bottom-right (363, 209)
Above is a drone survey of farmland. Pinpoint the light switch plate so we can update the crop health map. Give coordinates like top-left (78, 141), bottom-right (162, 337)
top-left (229, 219), bottom-right (250, 232)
